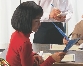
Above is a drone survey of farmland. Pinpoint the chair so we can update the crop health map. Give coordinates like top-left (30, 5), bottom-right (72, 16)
top-left (0, 58), bottom-right (10, 66)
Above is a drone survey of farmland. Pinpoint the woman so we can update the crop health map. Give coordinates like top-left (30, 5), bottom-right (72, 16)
top-left (6, 1), bottom-right (66, 66)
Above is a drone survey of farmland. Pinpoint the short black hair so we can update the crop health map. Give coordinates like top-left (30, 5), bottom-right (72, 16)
top-left (11, 1), bottom-right (43, 34)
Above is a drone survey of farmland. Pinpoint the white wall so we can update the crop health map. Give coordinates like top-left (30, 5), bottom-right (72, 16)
top-left (0, 0), bottom-right (9, 48)
top-left (8, 0), bottom-right (20, 43)
top-left (68, 0), bottom-right (83, 35)
top-left (0, 0), bottom-right (20, 49)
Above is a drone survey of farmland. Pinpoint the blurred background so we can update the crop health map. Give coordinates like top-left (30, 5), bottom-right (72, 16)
top-left (0, 0), bottom-right (83, 49)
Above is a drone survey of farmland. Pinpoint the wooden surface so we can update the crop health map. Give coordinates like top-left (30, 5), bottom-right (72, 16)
top-left (32, 44), bottom-right (83, 63)
top-left (50, 44), bottom-right (79, 50)
top-left (52, 62), bottom-right (83, 66)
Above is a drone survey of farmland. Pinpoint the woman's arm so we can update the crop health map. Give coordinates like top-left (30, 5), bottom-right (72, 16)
top-left (19, 42), bottom-right (34, 66)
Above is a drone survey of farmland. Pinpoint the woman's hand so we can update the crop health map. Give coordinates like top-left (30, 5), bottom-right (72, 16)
top-left (51, 52), bottom-right (66, 62)
top-left (33, 55), bottom-right (44, 66)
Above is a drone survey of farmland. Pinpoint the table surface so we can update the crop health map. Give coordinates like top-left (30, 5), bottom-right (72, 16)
top-left (52, 62), bottom-right (83, 66)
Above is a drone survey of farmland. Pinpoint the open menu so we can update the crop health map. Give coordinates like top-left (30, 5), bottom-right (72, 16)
top-left (52, 22), bottom-right (69, 41)
top-left (52, 22), bottom-right (80, 52)
top-left (63, 38), bottom-right (80, 52)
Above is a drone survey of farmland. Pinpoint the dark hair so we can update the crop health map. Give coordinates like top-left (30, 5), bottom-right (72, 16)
top-left (11, 1), bottom-right (43, 34)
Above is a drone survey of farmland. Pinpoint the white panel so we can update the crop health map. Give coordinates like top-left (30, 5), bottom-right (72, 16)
top-left (0, 0), bottom-right (20, 49)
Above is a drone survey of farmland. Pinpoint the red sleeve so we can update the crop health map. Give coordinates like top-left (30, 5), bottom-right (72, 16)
top-left (40, 56), bottom-right (55, 66)
top-left (19, 42), bottom-right (34, 66)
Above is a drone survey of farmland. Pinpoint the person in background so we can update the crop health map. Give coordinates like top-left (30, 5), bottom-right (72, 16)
top-left (63, 15), bottom-right (83, 45)
top-left (63, 20), bottom-right (83, 45)
top-left (33, 0), bottom-right (73, 44)
top-left (6, 1), bottom-right (66, 66)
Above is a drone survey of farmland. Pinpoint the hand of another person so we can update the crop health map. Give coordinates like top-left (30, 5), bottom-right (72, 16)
top-left (49, 8), bottom-right (61, 19)
top-left (33, 55), bottom-right (44, 66)
top-left (54, 15), bottom-right (66, 22)
top-left (51, 52), bottom-right (66, 62)
top-left (63, 37), bottom-right (68, 45)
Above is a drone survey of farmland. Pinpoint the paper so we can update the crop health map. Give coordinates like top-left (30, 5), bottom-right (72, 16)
top-left (51, 4), bottom-right (67, 16)
top-left (57, 13), bottom-right (67, 16)
top-left (49, 44), bottom-right (79, 50)
top-left (61, 54), bottom-right (75, 62)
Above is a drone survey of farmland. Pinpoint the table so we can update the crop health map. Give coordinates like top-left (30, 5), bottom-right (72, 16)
top-left (52, 62), bottom-right (83, 66)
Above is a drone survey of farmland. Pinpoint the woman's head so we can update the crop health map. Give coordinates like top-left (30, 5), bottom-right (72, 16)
top-left (11, 1), bottom-right (43, 34)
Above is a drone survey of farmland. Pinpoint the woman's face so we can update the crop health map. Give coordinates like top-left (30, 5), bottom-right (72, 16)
top-left (32, 16), bottom-right (41, 32)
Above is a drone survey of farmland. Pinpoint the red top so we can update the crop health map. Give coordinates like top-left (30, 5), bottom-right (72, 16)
top-left (6, 31), bottom-right (55, 66)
